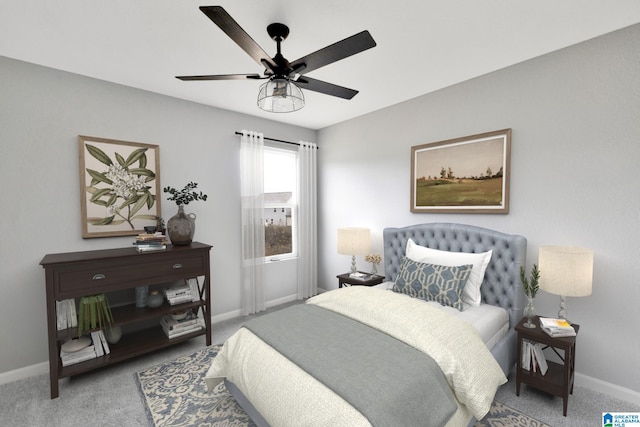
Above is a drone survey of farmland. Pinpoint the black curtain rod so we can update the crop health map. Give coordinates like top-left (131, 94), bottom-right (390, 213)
top-left (234, 131), bottom-right (318, 149)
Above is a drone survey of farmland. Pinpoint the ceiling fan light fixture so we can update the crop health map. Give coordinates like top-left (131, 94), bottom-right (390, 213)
top-left (257, 78), bottom-right (305, 113)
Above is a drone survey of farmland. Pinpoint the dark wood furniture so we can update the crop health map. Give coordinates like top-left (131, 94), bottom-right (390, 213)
top-left (337, 272), bottom-right (385, 288)
top-left (515, 315), bottom-right (579, 416)
top-left (40, 242), bottom-right (212, 399)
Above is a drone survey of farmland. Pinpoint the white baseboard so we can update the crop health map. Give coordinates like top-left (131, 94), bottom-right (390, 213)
top-left (575, 372), bottom-right (640, 406)
top-left (211, 293), bottom-right (300, 323)
top-left (0, 361), bottom-right (48, 386)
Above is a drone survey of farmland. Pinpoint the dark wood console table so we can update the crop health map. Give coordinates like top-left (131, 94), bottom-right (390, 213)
top-left (40, 242), bottom-right (212, 398)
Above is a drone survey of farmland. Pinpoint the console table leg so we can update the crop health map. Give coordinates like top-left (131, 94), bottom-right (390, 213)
top-left (50, 376), bottom-right (58, 399)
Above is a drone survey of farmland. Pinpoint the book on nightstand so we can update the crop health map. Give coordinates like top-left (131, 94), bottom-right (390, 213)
top-left (539, 317), bottom-right (576, 337)
top-left (522, 340), bottom-right (548, 375)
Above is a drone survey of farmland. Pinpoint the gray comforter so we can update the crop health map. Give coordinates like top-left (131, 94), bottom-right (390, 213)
top-left (244, 304), bottom-right (457, 427)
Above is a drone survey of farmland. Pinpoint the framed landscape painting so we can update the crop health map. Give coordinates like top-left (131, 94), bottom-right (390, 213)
top-left (410, 129), bottom-right (511, 214)
top-left (78, 135), bottom-right (161, 238)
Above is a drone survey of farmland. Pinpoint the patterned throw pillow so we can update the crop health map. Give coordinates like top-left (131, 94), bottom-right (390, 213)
top-left (392, 257), bottom-right (473, 311)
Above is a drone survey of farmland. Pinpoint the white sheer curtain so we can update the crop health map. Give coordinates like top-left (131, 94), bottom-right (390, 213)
top-left (296, 141), bottom-right (318, 299)
top-left (240, 130), bottom-right (265, 315)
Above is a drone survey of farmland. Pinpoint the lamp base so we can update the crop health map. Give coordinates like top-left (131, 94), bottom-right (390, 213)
top-left (557, 295), bottom-right (567, 320)
top-left (350, 255), bottom-right (358, 274)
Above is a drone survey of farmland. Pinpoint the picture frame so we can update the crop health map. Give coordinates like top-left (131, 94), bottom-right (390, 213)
top-left (78, 135), bottom-right (161, 238)
top-left (410, 129), bottom-right (511, 214)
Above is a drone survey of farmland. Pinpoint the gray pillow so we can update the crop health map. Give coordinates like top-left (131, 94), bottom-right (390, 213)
top-left (392, 257), bottom-right (473, 311)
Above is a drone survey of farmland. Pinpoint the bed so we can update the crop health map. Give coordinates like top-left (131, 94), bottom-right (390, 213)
top-left (206, 223), bottom-right (527, 427)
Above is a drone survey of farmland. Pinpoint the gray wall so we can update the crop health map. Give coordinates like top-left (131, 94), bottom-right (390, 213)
top-left (0, 56), bottom-right (315, 374)
top-left (317, 24), bottom-right (640, 394)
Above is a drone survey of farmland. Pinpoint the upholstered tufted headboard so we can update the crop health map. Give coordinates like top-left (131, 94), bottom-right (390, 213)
top-left (383, 223), bottom-right (527, 332)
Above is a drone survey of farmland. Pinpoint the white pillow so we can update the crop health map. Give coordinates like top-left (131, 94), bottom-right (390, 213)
top-left (405, 238), bottom-right (492, 306)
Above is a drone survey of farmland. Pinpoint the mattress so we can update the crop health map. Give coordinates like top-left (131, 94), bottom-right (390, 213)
top-left (376, 281), bottom-right (509, 349)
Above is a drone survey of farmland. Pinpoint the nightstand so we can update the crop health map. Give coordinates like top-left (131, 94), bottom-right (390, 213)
top-left (515, 315), bottom-right (580, 416)
top-left (336, 272), bottom-right (385, 288)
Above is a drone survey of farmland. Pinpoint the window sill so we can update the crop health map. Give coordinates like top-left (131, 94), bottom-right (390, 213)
top-left (266, 255), bottom-right (298, 264)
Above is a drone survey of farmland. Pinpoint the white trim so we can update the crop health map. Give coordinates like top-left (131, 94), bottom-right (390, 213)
top-left (575, 372), bottom-right (640, 406)
top-left (0, 361), bottom-right (48, 386)
top-left (211, 293), bottom-right (299, 323)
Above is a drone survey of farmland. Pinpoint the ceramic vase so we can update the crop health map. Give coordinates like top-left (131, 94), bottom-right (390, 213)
top-left (135, 285), bottom-right (149, 308)
top-left (167, 205), bottom-right (196, 246)
top-left (147, 290), bottom-right (164, 308)
top-left (105, 326), bottom-right (122, 344)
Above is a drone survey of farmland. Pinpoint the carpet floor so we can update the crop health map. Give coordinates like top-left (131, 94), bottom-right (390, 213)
top-left (137, 344), bottom-right (551, 427)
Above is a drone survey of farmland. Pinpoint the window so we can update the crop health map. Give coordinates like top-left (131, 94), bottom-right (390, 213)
top-left (263, 146), bottom-right (297, 259)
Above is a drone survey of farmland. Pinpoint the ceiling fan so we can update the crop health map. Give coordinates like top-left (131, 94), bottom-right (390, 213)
top-left (176, 6), bottom-right (377, 112)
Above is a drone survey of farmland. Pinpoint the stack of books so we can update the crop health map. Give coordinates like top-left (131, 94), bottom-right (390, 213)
top-left (164, 283), bottom-right (195, 305)
top-left (60, 336), bottom-right (95, 366)
top-left (539, 317), bottom-right (577, 337)
top-left (56, 299), bottom-right (78, 330)
top-left (60, 330), bottom-right (112, 366)
top-left (133, 233), bottom-right (168, 252)
top-left (61, 345), bottom-right (96, 367)
top-left (522, 340), bottom-right (548, 375)
top-left (160, 311), bottom-right (204, 339)
top-left (90, 330), bottom-right (111, 357)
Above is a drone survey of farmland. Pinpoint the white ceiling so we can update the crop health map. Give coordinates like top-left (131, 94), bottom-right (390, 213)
top-left (2, 1), bottom-right (639, 130)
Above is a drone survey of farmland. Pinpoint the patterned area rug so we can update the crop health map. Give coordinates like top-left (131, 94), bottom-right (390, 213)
top-left (136, 345), bottom-right (550, 427)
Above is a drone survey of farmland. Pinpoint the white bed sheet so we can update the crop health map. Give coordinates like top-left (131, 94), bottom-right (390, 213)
top-left (375, 281), bottom-right (509, 349)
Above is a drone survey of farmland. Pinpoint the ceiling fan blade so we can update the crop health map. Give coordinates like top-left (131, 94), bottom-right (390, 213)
top-left (199, 6), bottom-right (277, 69)
top-left (176, 74), bottom-right (264, 81)
top-left (295, 76), bottom-right (359, 100)
top-left (289, 30), bottom-right (376, 75)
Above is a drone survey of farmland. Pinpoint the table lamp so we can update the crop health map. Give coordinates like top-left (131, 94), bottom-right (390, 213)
top-left (538, 246), bottom-right (593, 320)
top-left (337, 227), bottom-right (370, 273)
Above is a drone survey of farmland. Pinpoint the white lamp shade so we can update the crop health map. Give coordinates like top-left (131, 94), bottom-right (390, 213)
top-left (337, 227), bottom-right (370, 256)
top-left (538, 246), bottom-right (593, 297)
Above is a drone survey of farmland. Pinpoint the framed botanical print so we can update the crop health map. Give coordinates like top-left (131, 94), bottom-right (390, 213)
top-left (78, 135), bottom-right (161, 238)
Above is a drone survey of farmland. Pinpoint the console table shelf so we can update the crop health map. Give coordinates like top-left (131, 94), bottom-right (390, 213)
top-left (58, 326), bottom-right (205, 378)
top-left (41, 242), bottom-right (212, 399)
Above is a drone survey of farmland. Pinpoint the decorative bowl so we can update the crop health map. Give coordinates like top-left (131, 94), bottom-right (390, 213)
top-left (171, 311), bottom-right (188, 321)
